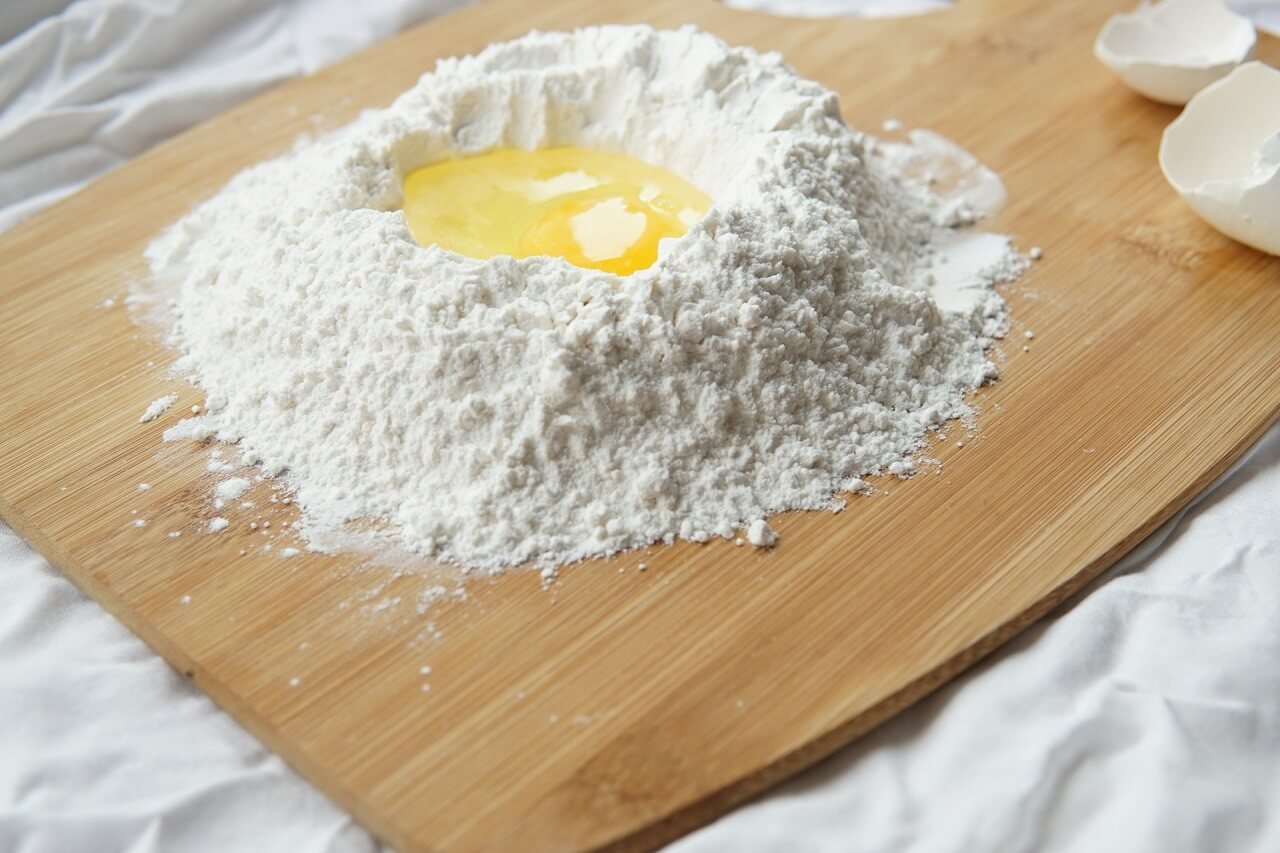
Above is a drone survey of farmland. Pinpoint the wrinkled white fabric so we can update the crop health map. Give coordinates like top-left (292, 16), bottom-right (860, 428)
top-left (719, 0), bottom-right (1280, 36)
top-left (721, 0), bottom-right (948, 18)
top-left (2, 2), bottom-right (1278, 852)
top-left (0, 0), bottom-right (471, 231)
top-left (1230, 0), bottom-right (1280, 35)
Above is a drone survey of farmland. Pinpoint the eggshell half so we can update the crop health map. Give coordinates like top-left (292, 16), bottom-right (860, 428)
top-left (1159, 62), bottom-right (1280, 256)
top-left (1095, 0), bottom-right (1255, 105)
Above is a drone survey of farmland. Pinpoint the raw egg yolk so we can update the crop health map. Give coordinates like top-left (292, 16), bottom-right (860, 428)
top-left (401, 147), bottom-right (711, 275)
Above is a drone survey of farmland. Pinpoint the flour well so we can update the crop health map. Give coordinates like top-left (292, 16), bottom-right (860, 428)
top-left (145, 25), bottom-right (1024, 571)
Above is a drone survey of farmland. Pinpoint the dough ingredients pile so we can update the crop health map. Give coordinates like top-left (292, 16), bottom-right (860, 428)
top-left (144, 25), bottom-right (1026, 571)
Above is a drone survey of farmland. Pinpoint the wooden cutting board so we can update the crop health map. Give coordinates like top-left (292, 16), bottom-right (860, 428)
top-left (2, 0), bottom-right (1277, 849)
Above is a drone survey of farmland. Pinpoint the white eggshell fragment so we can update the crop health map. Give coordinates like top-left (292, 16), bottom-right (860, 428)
top-left (1159, 62), bottom-right (1280, 256)
top-left (1094, 0), bottom-right (1255, 105)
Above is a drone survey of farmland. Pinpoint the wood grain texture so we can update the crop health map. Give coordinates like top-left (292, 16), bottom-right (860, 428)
top-left (2, 0), bottom-right (1278, 849)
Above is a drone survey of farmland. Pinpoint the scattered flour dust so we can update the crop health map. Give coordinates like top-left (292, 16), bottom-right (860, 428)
top-left (139, 393), bottom-right (178, 423)
top-left (141, 25), bottom-right (1027, 573)
top-left (213, 477), bottom-right (251, 502)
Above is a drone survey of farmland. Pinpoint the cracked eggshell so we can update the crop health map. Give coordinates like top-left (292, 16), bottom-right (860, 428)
top-left (1159, 62), bottom-right (1280, 256)
top-left (1094, 0), bottom-right (1255, 105)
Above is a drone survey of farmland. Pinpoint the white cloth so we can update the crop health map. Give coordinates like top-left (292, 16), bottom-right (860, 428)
top-left (2, 3), bottom-right (1278, 851)
top-left (718, 0), bottom-right (1280, 35)
top-left (1230, 0), bottom-right (1280, 34)
top-left (720, 0), bottom-right (948, 18)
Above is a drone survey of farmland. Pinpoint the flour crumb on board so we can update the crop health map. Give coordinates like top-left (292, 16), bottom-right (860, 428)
top-left (746, 520), bottom-right (778, 548)
top-left (417, 586), bottom-right (448, 615)
top-left (206, 450), bottom-right (236, 474)
top-left (213, 477), bottom-right (250, 502)
top-left (208, 517), bottom-right (229, 533)
top-left (139, 394), bottom-right (178, 423)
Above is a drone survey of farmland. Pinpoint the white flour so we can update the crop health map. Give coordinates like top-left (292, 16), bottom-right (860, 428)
top-left (139, 393), bottom-right (178, 423)
top-left (144, 25), bottom-right (1024, 571)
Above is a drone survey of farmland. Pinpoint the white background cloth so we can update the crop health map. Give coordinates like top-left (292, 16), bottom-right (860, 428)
top-left (2, 2), bottom-right (1278, 851)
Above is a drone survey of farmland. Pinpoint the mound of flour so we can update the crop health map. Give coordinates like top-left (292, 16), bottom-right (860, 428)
top-left (145, 25), bottom-right (1023, 570)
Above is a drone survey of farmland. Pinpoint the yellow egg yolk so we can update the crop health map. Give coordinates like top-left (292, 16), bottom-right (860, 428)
top-left (401, 147), bottom-right (711, 275)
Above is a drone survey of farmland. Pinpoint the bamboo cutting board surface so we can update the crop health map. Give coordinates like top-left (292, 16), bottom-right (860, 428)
top-left (2, 0), bottom-right (1278, 849)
